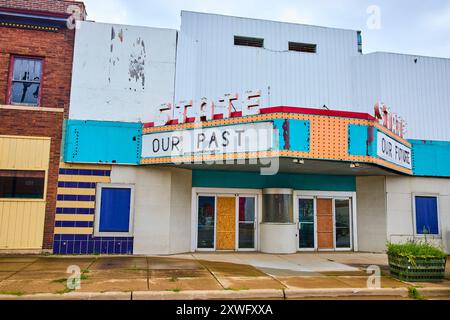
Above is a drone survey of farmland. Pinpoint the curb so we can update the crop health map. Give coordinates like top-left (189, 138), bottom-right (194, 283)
top-left (132, 289), bottom-right (284, 300)
top-left (416, 287), bottom-right (450, 298)
top-left (1, 287), bottom-right (449, 300)
top-left (284, 288), bottom-right (410, 299)
top-left (0, 292), bottom-right (131, 300)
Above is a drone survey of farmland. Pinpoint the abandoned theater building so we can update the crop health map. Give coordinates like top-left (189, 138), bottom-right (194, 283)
top-left (1, 5), bottom-right (450, 255)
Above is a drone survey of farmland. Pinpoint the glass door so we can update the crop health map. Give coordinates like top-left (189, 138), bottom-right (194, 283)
top-left (298, 198), bottom-right (315, 250)
top-left (237, 196), bottom-right (256, 250)
top-left (334, 199), bottom-right (352, 250)
top-left (197, 196), bottom-right (216, 250)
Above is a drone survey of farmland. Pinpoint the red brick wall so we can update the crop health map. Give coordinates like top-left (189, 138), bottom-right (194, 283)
top-left (0, 0), bottom-right (85, 250)
top-left (0, 0), bottom-right (85, 15)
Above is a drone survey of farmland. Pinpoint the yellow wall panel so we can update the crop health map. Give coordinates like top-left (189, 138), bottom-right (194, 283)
top-left (0, 200), bottom-right (46, 249)
top-left (54, 227), bottom-right (94, 235)
top-left (56, 201), bottom-right (95, 209)
top-left (55, 214), bottom-right (94, 222)
top-left (57, 188), bottom-right (96, 196)
top-left (59, 162), bottom-right (112, 170)
top-left (58, 174), bottom-right (110, 183)
top-left (0, 136), bottom-right (50, 250)
top-left (0, 135), bottom-right (50, 170)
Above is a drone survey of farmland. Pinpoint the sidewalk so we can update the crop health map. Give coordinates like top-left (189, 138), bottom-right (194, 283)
top-left (0, 253), bottom-right (448, 300)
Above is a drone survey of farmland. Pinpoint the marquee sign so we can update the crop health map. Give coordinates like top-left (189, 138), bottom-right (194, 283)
top-left (374, 103), bottom-right (406, 138)
top-left (154, 90), bottom-right (262, 126)
top-left (141, 122), bottom-right (274, 159)
top-left (377, 132), bottom-right (412, 170)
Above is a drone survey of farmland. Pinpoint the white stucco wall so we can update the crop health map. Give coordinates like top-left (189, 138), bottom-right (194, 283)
top-left (70, 21), bottom-right (177, 123)
top-left (110, 166), bottom-right (192, 255)
top-left (386, 176), bottom-right (450, 253)
top-left (356, 176), bottom-right (387, 253)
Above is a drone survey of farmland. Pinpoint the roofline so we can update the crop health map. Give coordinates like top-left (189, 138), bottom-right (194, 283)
top-left (365, 51), bottom-right (450, 61)
top-left (79, 20), bottom-right (178, 33)
top-left (180, 10), bottom-right (360, 33)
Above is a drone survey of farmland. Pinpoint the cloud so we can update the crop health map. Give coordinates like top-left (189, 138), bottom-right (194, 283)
top-left (83, 0), bottom-right (129, 24)
top-left (423, 3), bottom-right (450, 31)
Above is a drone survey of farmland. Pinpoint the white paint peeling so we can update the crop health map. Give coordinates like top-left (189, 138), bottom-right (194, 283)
top-left (70, 21), bottom-right (177, 123)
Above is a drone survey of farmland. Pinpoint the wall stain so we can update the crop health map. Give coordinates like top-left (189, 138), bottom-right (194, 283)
top-left (128, 37), bottom-right (146, 90)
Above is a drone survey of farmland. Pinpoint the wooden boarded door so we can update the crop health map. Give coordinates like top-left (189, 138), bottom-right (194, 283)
top-left (317, 199), bottom-right (333, 250)
top-left (216, 196), bottom-right (236, 250)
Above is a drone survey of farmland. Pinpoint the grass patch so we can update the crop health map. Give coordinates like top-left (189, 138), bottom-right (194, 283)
top-left (80, 273), bottom-right (89, 281)
top-left (408, 286), bottom-right (426, 300)
top-left (0, 291), bottom-right (26, 296)
top-left (167, 288), bottom-right (182, 293)
top-left (52, 278), bottom-right (68, 284)
top-left (55, 287), bottom-right (74, 295)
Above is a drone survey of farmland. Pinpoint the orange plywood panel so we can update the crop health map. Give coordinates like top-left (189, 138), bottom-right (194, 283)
top-left (317, 199), bottom-right (333, 250)
top-left (216, 197), bottom-right (236, 251)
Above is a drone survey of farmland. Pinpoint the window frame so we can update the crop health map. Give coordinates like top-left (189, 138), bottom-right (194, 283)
top-left (412, 193), bottom-right (441, 237)
top-left (94, 183), bottom-right (135, 237)
top-left (7, 55), bottom-right (45, 107)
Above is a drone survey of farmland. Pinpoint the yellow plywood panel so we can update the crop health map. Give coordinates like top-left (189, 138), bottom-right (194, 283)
top-left (57, 188), bottom-right (96, 196)
top-left (54, 227), bottom-right (93, 235)
top-left (0, 135), bottom-right (50, 170)
top-left (55, 214), bottom-right (94, 222)
top-left (216, 197), bottom-right (236, 251)
top-left (56, 201), bottom-right (95, 209)
top-left (0, 200), bottom-right (45, 249)
top-left (58, 174), bottom-right (110, 183)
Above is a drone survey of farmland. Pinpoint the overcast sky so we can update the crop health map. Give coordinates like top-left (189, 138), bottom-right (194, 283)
top-left (82, 0), bottom-right (450, 58)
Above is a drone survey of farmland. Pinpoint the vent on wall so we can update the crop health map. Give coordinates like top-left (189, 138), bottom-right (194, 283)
top-left (289, 42), bottom-right (317, 53)
top-left (234, 36), bottom-right (264, 48)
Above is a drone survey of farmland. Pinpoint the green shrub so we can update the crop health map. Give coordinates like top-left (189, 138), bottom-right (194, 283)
top-left (387, 240), bottom-right (447, 265)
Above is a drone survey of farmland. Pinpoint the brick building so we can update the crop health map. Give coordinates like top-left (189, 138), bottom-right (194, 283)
top-left (0, 0), bottom-right (85, 252)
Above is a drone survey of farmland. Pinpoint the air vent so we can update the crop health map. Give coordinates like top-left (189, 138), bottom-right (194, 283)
top-left (234, 36), bottom-right (264, 48)
top-left (289, 42), bottom-right (317, 53)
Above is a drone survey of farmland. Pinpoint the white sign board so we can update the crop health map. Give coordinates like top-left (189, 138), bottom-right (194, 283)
top-left (142, 122), bottom-right (274, 159)
top-left (377, 132), bottom-right (412, 169)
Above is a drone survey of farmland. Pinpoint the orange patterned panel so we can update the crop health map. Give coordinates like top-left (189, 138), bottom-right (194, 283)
top-left (216, 197), bottom-right (236, 251)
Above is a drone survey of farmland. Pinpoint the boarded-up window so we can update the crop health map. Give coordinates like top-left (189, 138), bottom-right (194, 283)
top-left (0, 170), bottom-right (45, 199)
top-left (288, 42), bottom-right (317, 53)
top-left (234, 36), bottom-right (264, 48)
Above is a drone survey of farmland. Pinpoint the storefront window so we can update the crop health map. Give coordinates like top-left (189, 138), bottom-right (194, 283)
top-left (262, 192), bottom-right (293, 223)
top-left (0, 170), bottom-right (45, 199)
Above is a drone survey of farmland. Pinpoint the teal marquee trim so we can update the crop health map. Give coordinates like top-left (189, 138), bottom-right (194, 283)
top-left (64, 120), bottom-right (142, 165)
top-left (410, 139), bottom-right (450, 177)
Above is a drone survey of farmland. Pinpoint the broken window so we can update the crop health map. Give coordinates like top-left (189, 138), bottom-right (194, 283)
top-left (288, 42), bottom-right (317, 53)
top-left (8, 56), bottom-right (43, 106)
top-left (234, 36), bottom-right (264, 48)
